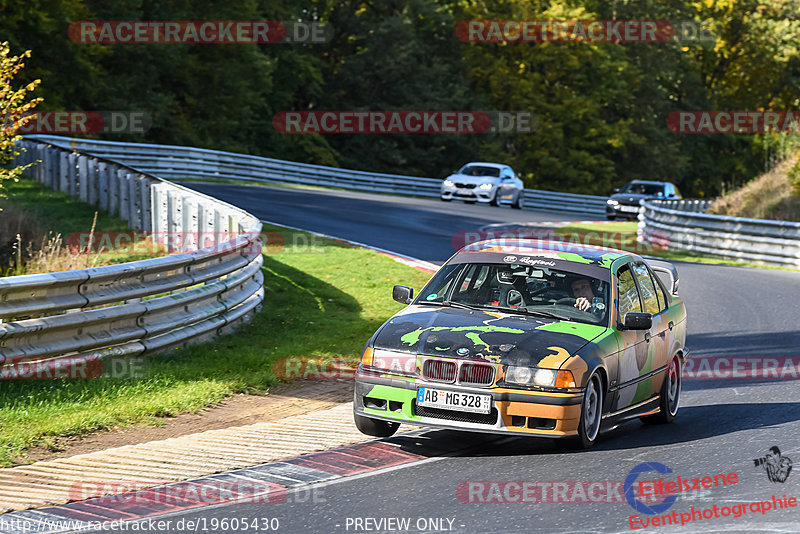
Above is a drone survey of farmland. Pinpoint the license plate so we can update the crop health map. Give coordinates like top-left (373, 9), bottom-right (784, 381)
top-left (620, 205), bottom-right (640, 213)
top-left (417, 387), bottom-right (492, 414)
top-left (457, 189), bottom-right (473, 196)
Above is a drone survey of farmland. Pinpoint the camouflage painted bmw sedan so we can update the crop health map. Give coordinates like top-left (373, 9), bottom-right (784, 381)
top-left (353, 239), bottom-right (688, 448)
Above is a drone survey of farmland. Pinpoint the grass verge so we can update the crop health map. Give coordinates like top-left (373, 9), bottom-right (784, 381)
top-left (0, 225), bottom-right (433, 467)
top-left (0, 177), bottom-right (163, 273)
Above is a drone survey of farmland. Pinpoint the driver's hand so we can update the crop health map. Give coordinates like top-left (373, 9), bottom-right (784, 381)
top-left (574, 297), bottom-right (591, 311)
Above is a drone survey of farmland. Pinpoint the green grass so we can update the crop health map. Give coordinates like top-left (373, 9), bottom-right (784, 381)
top-left (0, 225), bottom-right (433, 467)
top-left (1, 177), bottom-right (164, 271)
top-left (554, 221), bottom-right (798, 271)
top-left (3, 177), bottom-right (132, 235)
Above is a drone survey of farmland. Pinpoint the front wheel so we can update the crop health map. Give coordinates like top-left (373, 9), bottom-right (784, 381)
top-left (641, 356), bottom-right (681, 425)
top-left (573, 374), bottom-right (603, 449)
top-left (512, 192), bottom-right (525, 209)
top-left (489, 192), bottom-right (499, 206)
top-left (354, 413), bottom-right (399, 437)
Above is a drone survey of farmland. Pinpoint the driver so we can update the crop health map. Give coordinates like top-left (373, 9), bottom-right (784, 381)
top-left (569, 277), bottom-right (596, 312)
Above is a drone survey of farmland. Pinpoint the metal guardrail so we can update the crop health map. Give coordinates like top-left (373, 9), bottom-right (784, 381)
top-left (0, 139), bottom-right (264, 377)
top-left (639, 199), bottom-right (800, 268)
top-left (30, 136), bottom-right (608, 216)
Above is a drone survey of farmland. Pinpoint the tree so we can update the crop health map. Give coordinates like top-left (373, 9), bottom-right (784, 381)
top-left (0, 41), bottom-right (42, 201)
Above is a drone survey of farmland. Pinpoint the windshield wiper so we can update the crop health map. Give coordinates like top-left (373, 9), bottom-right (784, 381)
top-left (416, 300), bottom-right (483, 311)
top-left (478, 305), bottom-right (569, 321)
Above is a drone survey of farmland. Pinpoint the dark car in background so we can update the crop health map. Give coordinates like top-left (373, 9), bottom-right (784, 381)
top-left (606, 180), bottom-right (682, 220)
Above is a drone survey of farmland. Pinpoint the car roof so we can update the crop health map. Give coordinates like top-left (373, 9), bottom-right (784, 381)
top-left (461, 162), bottom-right (507, 169)
top-left (454, 239), bottom-right (633, 269)
top-left (626, 180), bottom-right (670, 186)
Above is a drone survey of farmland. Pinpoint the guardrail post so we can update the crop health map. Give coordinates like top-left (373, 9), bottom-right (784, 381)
top-left (68, 153), bottom-right (79, 197)
top-left (108, 166), bottom-right (120, 216)
top-left (181, 196), bottom-right (199, 251)
top-left (58, 151), bottom-right (69, 193)
top-left (98, 162), bottom-right (109, 211)
top-left (78, 155), bottom-right (89, 202)
top-left (87, 158), bottom-right (99, 206)
top-left (119, 170), bottom-right (131, 222)
top-left (139, 178), bottom-right (152, 233)
top-left (150, 183), bottom-right (169, 243)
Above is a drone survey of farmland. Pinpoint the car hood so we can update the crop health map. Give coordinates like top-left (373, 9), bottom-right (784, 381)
top-left (447, 173), bottom-right (500, 185)
top-left (373, 305), bottom-right (607, 368)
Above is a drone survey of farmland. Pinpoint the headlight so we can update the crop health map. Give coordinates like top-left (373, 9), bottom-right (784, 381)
top-left (443, 180), bottom-right (455, 187)
top-left (505, 365), bottom-right (576, 388)
top-left (479, 183), bottom-right (494, 190)
top-left (607, 199), bottom-right (619, 205)
top-left (366, 348), bottom-right (418, 376)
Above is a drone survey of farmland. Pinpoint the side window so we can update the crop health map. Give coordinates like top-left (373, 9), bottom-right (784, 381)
top-left (631, 262), bottom-right (660, 315)
top-left (617, 266), bottom-right (642, 320)
top-left (502, 168), bottom-right (513, 179)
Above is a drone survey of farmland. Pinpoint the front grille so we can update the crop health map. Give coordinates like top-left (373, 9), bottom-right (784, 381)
top-left (459, 363), bottom-right (494, 386)
top-left (454, 183), bottom-right (477, 189)
top-left (413, 401), bottom-right (498, 425)
top-left (423, 360), bottom-right (457, 382)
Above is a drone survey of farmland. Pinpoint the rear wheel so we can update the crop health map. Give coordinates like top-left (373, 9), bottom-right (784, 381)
top-left (572, 374), bottom-right (603, 449)
top-left (641, 356), bottom-right (681, 424)
top-left (354, 413), bottom-right (400, 437)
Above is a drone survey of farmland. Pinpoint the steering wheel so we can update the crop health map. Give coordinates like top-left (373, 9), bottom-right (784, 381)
top-left (555, 297), bottom-right (575, 306)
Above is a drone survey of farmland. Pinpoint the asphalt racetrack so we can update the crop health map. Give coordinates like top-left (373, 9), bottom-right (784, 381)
top-left (111, 182), bottom-right (800, 534)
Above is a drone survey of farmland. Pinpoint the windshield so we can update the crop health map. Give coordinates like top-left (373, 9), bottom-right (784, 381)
top-left (620, 182), bottom-right (665, 196)
top-left (415, 262), bottom-right (609, 326)
top-left (459, 165), bottom-right (501, 177)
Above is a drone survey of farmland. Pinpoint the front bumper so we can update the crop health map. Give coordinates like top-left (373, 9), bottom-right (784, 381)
top-left (606, 203), bottom-right (642, 219)
top-left (354, 370), bottom-right (584, 438)
top-left (441, 185), bottom-right (495, 202)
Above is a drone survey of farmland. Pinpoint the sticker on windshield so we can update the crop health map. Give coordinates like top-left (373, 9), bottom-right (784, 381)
top-left (426, 293), bottom-right (438, 301)
top-left (503, 255), bottom-right (556, 267)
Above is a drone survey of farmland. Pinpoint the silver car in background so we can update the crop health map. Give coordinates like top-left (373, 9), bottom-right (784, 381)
top-left (441, 162), bottom-right (525, 208)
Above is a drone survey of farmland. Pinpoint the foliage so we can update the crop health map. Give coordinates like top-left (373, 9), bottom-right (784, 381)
top-left (0, 0), bottom-right (797, 196)
top-left (0, 41), bottom-right (42, 199)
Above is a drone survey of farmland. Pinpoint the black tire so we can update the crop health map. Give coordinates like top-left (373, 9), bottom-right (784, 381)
top-left (489, 192), bottom-right (499, 206)
top-left (354, 413), bottom-right (400, 437)
top-left (606, 214), bottom-right (616, 221)
top-left (641, 356), bottom-right (681, 425)
top-left (572, 373), bottom-right (603, 449)
top-left (512, 192), bottom-right (524, 209)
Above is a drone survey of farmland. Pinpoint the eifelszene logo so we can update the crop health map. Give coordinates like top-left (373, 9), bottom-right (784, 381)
top-left (754, 446), bottom-right (793, 483)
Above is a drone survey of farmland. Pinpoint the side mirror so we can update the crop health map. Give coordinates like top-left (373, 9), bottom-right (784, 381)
top-left (613, 187), bottom-right (620, 193)
top-left (623, 312), bottom-right (652, 330)
top-left (392, 285), bottom-right (414, 304)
